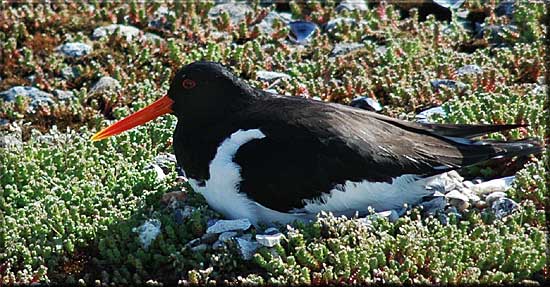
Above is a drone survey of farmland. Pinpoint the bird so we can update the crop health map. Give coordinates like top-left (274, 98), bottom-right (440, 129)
top-left (92, 61), bottom-right (541, 226)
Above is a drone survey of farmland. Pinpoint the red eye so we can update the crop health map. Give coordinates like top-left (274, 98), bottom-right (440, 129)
top-left (182, 79), bottom-right (196, 89)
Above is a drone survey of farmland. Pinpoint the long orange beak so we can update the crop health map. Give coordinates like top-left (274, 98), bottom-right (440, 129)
top-left (91, 95), bottom-right (174, 141)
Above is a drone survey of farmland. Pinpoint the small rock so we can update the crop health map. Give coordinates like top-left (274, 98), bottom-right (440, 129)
top-left (336, 0), bottom-right (368, 12)
top-left (456, 64), bottom-right (483, 76)
top-left (420, 194), bottom-right (447, 214)
top-left (206, 218), bottom-right (252, 234)
top-left (0, 135), bottom-right (23, 148)
top-left (257, 12), bottom-right (287, 35)
top-left (471, 176), bottom-right (515, 195)
top-left (213, 231), bottom-right (238, 249)
top-left (288, 21), bottom-right (318, 44)
top-left (133, 219), bottom-right (161, 249)
top-left (191, 244), bottom-right (208, 252)
top-left (491, 197), bottom-right (519, 219)
top-left (331, 42), bottom-right (364, 57)
top-left (350, 96), bottom-right (382, 112)
top-left (264, 227), bottom-right (280, 235)
top-left (0, 86), bottom-right (54, 109)
top-left (485, 191), bottom-right (507, 206)
top-left (416, 106), bottom-right (447, 123)
top-left (474, 200), bottom-right (488, 209)
top-left (61, 66), bottom-right (80, 80)
top-left (146, 164), bottom-right (166, 181)
top-left (208, 3), bottom-right (252, 25)
top-left (56, 42), bottom-right (92, 58)
top-left (376, 210), bottom-right (399, 222)
top-left (433, 0), bottom-right (466, 9)
top-left (430, 79), bottom-right (467, 91)
top-left (445, 190), bottom-right (470, 211)
top-left (54, 90), bottom-right (75, 101)
top-left (256, 71), bottom-right (291, 82)
top-left (92, 24), bottom-right (142, 42)
top-left (256, 231), bottom-right (284, 247)
top-left (462, 180), bottom-right (475, 188)
top-left (236, 237), bottom-right (259, 260)
top-left (89, 76), bottom-right (121, 96)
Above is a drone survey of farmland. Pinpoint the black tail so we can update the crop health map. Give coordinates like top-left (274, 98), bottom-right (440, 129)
top-left (423, 123), bottom-right (527, 139)
top-left (483, 137), bottom-right (543, 159)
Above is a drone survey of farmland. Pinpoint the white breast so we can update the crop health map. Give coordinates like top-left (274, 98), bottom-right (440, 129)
top-left (188, 129), bottom-right (437, 226)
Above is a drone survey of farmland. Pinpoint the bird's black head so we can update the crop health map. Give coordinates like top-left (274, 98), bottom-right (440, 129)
top-left (91, 61), bottom-right (254, 141)
top-left (167, 61), bottom-right (254, 123)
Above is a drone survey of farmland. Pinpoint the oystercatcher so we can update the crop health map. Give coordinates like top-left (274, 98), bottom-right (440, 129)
top-left (92, 61), bottom-right (541, 225)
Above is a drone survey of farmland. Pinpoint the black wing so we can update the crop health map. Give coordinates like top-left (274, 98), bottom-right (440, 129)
top-left (233, 95), bottom-right (540, 212)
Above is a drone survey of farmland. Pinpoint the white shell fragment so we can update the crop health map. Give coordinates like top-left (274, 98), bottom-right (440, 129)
top-left (256, 232), bottom-right (284, 247)
top-left (471, 176), bottom-right (515, 195)
top-left (206, 218), bottom-right (252, 234)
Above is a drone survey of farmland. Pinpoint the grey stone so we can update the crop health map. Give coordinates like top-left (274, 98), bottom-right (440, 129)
top-left (61, 66), bottom-right (79, 80)
top-left (375, 45), bottom-right (387, 55)
top-left (350, 96), bottom-right (382, 112)
top-left (430, 79), bottom-right (467, 91)
top-left (416, 106), bottom-right (447, 123)
top-left (485, 191), bottom-right (507, 206)
top-left (236, 237), bottom-right (259, 260)
top-left (206, 218), bottom-right (252, 234)
top-left (420, 193), bottom-right (446, 215)
top-left (0, 135), bottom-right (22, 148)
top-left (54, 90), bottom-right (75, 101)
top-left (446, 190), bottom-right (470, 211)
top-left (0, 86), bottom-right (54, 108)
top-left (208, 3), bottom-right (252, 25)
top-left (256, 70), bottom-right (291, 82)
top-left (89, 76), bottom-right (121, 95)
top-left (491, 197), bottom-right (519, 219)
top-left (288, 21), bottom-right (318, 44)
top-left (256, 232), bottom-right (284, 247)
top-left (331, 42), bottom-right (364, 57)
top-left (145, 164), bottom-right (165, 181)
top-left (336, 0), bottom-right (368, 12)
top-left (92, 24), bottom-right (142, 42)
top-left (257, 12), bottom-right (286, 35)
top-left (132, 219), bottom-right (161, 249)
top-left (376, 210), bottom-right (399, 222)
top-left (56, 42), bottom-right (92, 58)
top-left (472, 176), bottom-right (515, 195)
top-left (456, 64), bottom-right (483, 76)
top-left (191, 244), bottom-right (208, 252)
